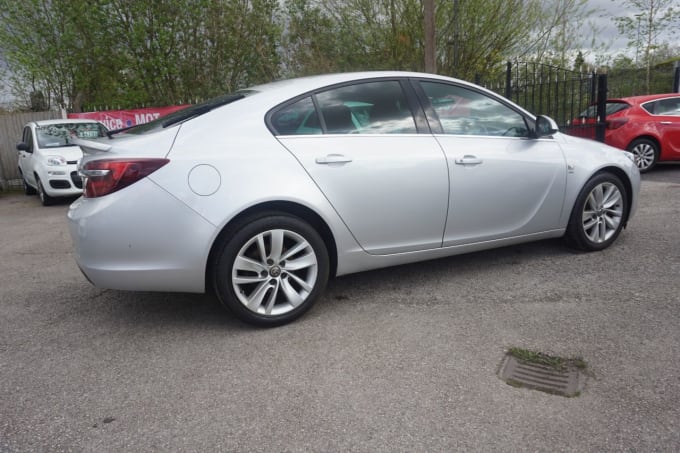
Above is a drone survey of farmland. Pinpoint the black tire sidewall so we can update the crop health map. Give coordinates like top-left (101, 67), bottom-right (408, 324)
top-left (566, 172), bottom-right (628, 251)
top-left (628, 138), bottom-right (658, 172)
top-left (213, 213), bottom-right (329, 327)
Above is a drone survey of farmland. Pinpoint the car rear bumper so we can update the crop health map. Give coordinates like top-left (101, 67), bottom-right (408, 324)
top-left (68, 178), bottom-right (217, 293)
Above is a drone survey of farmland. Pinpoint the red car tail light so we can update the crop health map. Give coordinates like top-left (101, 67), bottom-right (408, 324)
top-left (606, 118), bottom-right (629, 130)
top-left (81, 158), bottom-right (169, 198)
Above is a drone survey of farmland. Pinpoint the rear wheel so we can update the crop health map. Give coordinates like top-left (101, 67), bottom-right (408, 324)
top-left (565, 172), bottom-right (628, 251)
top-left (36, 177), bottom-right (56, 206)
top-left (627, 138), bottom-right (658, 172)
top-left (212, 212), bottom-right (329, 327)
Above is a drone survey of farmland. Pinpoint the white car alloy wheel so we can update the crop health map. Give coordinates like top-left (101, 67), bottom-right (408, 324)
top-left (36, 177), bottom-right (55, 206)
top-left (627, 138), bottom-right (658, 172)
top-left (566, 172), bottom-right (628, 251)
top-left (213, 213), bottom-right (329, 326)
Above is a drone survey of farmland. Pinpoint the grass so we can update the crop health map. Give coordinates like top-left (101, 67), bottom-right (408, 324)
top-left (507, 347), bottom-right (587, 371)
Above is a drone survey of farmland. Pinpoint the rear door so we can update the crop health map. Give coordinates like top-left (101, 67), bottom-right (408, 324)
top-left (272, 79), bottom-right (449, 255)
top-left (649, 97), bottom-right (680, 157)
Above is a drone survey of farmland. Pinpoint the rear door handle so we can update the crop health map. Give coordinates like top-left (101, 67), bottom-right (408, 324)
top-left (454, 155), bottom-right (483, 165)
top-left (660, 121), bottom-right (673, 125)
top-left (315, 154), bottom-right (353, 165)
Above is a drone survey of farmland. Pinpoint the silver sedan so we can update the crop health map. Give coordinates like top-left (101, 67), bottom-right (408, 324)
top-left (68, 72), bottom-right (640, 326)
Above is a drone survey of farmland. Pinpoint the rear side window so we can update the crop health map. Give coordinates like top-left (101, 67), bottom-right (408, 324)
top-left (270, 97), bottom-right (321, 135)
top-left (643, 97), bottom-right (680, 115)
top-left (270, 80), bottom-right (418, 135)
top-left (315, 81), bottom-right (417, 134)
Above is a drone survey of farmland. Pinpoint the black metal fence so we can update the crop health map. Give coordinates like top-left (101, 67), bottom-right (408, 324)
top-left (479, 60), bottom-right (680, 143)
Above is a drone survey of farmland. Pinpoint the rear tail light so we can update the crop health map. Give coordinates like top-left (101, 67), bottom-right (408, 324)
top-left (81, 158), bottom-right (169, 198)
top-left (606, 118), bottom-right (629, 130)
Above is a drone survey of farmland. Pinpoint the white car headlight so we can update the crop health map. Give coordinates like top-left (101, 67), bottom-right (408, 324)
top-left (46, 155), bottom-right (67, 166)
top-left (622, 151), bottom-right (635, 163)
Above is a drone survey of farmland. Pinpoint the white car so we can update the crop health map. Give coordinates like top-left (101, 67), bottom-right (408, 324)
top-left (17, 119), bottom-right (108, 205)
top-left (68, 71), bottom-right (640, 326)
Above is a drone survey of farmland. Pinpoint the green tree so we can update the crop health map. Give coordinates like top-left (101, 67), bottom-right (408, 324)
top-left (0, 0), bottom-right (115, 111)
top-left (613, 0), bottom-right (679, 93)
top-left (0, 0), bottom-right (282, 111)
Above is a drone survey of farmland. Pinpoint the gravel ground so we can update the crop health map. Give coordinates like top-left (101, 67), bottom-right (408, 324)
top-left (1, 168), bottom-right (679, 452)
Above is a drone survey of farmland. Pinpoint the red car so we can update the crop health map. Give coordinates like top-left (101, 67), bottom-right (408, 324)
top-left (571, 94), bottom-right (680, 172)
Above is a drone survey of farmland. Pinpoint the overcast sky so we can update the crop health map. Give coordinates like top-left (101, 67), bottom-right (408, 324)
top-left (583, 0), bottom-right (679, 57)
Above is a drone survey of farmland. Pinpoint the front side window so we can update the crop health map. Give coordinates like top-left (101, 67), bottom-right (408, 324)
top-left (22, 127), bottom-right (34, 152)
top-left (315, 81), bottom-right (417, 134)
top-left (419, 81), bottom-right (529, 137)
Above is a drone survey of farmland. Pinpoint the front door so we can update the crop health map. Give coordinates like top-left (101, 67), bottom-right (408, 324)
top-left (414, 80), bottom-right (568, 246)
top-left (18, 126), bottom-right (36, 186)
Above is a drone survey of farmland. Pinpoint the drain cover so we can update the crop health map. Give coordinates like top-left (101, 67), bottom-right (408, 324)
top-left (499, 353), bottom-right (587, 397)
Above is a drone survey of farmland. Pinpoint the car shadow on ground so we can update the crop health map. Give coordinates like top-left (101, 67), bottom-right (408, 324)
top-left (70, 238), bottom-right (572, 330)
top-left (642, 163), bottom-right (680, 183)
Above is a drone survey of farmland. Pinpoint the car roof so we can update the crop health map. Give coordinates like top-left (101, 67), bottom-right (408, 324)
top-left (248, 71), bottom-right (487, 100)
top-left (608, 93), bottom-right (680, 105)
top-left (243, 71), bottom-right (535, 118)
top-left (31, 119), bottom-right (103, 127)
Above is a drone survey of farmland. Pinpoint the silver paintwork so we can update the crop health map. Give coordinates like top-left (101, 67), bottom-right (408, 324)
top-left (68, 71), bottom-right (641, 294)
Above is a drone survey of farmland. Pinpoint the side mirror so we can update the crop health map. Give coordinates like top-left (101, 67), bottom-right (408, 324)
top-left (16, 142), bottom-right (30, 152)
top-left (534, 115), bottom-right (559, 138)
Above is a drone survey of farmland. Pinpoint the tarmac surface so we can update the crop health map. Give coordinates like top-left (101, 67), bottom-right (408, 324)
top-left (1, 165), bottom-right (679, 452)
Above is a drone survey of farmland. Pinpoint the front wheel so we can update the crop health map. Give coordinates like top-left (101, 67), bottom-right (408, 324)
top-left (36, 177), bottom-right (56, 206)
top-left (627, 138), bottom-right (658, 172)
top-left (565, 172), bottom-right (628, 251)
top-left (212, 213), bottom-right (329, 327)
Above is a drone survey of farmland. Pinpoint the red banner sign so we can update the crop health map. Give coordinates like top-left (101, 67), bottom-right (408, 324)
top-left (68, 105), bottom-right (188, 130)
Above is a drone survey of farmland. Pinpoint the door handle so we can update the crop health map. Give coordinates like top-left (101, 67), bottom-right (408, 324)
top-left (315, 154), bottom-right (353, 165)
top-left (660, 121), bottom-right (673, 125)
top-left (454, 155), bottom-right (483, 165)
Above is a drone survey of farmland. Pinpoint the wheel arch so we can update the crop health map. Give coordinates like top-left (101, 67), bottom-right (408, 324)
top-left (593, 166), bottom-right (634, 227)
top-left (205, 200), bottom-right (338, 291)
top-left (627, 135), bottom-right (660, 153)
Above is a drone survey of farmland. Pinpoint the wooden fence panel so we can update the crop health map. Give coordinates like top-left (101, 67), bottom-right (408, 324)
top-left (0, 111), bottom-right (62, 190)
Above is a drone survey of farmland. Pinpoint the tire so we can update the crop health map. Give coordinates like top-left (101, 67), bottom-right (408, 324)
top-left (21, 172), bottom-right (37, 195)
top-left (627, 138), bottom-right (658, 173)
top-left (565, 172), bottom-right (628, 251)
top-left (36, 177), bottom-right (56, 206)
top-left (212, 212), bottom-right (329, 327)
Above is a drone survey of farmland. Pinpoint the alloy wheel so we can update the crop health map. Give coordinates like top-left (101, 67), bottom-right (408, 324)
top-left (231, 228), bottom-right (319, 316)
top-left (630, 141), bottom-right (656, 171)
top-left (581, 182), bottom-right (623, 243)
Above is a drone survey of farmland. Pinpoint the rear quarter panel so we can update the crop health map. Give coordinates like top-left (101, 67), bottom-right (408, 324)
top-left (149, 101), bottom-right (363, 275)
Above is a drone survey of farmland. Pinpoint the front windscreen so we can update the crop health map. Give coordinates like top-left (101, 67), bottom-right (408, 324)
top-left (36, 123), bottom-right (108, 148)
